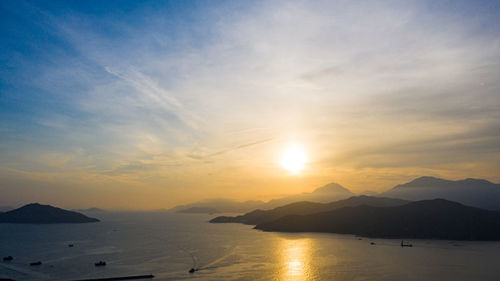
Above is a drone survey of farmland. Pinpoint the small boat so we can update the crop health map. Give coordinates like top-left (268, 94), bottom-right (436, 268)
top-left (400, 240), bottom-right (413, 247)
top-left (68, 244), bottom-right (74, 247)
top-left (95, 261), bottom-right (106, 266)
top-left (3, 256), bottom-right (13, 261)
top-left (30, 261), bottom-right (42, 266)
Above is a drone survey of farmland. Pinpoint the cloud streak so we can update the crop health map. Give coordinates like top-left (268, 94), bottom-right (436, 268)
top-left (1, 0), bottom-right (499, 208)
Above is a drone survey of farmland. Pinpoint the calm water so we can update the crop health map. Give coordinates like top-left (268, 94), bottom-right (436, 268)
top-left (0, 212), bottom-right (499, 281)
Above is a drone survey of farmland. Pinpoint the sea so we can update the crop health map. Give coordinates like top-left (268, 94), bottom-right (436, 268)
top-left (0, 211), bottom-right (499, 281)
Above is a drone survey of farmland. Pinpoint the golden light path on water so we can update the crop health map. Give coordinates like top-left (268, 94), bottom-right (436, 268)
top-left (279, 238), bottom-right (313, 281)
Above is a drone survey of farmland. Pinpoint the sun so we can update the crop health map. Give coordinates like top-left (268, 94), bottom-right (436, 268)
top-left (280, 143), bottom-right (307, 174)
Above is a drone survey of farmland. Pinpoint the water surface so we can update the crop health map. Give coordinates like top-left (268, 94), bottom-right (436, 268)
top-left (0, 212), bottom-right (499, 280)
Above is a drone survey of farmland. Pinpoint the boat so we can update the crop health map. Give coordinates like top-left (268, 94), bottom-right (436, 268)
top-left (187, 250), bottom-right (198, 273)
top-left (3, 256), bottom-right (13, 261)
top-left (30, 261), bottom-right (42, 266)
top-left (68, 244), bottom-right (74, 247)
top-left (95, 261), bottom-right (106, 266)
top-left (400, 240), bottom-right (413, 247)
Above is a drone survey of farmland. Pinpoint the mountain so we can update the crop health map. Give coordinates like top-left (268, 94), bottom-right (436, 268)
top-left (210, 196), bottom-right (409, 225)
top-left (171, 182), bottom-right (354, 214)
top-left (0, 203), bottom-right (100, 224)
top-left (168, 199), bottom-right (265, 214)
top-left (254, 199), bottom-right (500, 240)
top-left (177, 207), bottom-right (220, 214)
top-left (382, 176), bottom-right (500, 210)
top-left (262, 182), bottom-right (355, 209)
top-left (169, 183), bottom-right (355, 214)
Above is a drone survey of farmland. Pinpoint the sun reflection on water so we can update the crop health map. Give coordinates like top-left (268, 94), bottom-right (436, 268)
top-left (279, 238), bottom-right (313, 281)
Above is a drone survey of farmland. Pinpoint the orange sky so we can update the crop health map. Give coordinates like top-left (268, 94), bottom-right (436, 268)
top-left (1, 1), bottom-right (499, 210)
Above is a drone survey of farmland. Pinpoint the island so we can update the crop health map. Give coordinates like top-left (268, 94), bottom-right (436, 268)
top-left (210, 196), bottom-right (409, 225)
top-left (0, 203), bottom-right (100, 224)
top-left (254, 199), bottom-right (500, 240)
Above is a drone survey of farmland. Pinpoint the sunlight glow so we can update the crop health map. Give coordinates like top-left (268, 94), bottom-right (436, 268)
top-left (280, 143), bottom-right (307, 174)
top-left (279, 238), bottom-right (312, 280)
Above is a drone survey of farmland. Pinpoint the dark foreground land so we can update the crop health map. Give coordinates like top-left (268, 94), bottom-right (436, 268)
top-left (212, 197), bottom-right (500, 240)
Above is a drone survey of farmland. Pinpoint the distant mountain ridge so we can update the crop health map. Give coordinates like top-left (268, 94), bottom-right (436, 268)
top-left (262, 182), bottom-right (354, 209)
top-left (172, 176), bottom-right (500, 214)
top-left (73, 207), bottom-right (106, 213)
top-left (254, 199), bottom-right (500, 240)
top-left (178, 207), bottom-right (220, 214)
top-left (211, 196), bottom-right (408, 225)
top-left (382, 176), bottom-right (500, 210)
top-left (169, 198), bottom-right (265, 214)
top-left (0, 203), bottom-right (100, 224)
top-left (170, 182), bottom-right (354, 213)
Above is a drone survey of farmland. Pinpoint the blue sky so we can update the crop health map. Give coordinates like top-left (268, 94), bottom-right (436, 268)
top-left (1, 0), bottom-right (500, 209)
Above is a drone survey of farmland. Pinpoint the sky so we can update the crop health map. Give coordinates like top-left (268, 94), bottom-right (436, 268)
top-left (1, 0), bottom-right (500, 210)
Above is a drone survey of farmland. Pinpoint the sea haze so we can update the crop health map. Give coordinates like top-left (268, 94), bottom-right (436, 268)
top-left (1, 212), bottom-right (499, 281)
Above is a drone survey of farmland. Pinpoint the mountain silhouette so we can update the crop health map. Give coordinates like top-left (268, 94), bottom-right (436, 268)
top-left (170, 182), bottom-right (354, 213)
top-left (254, 199), bottom-right (500, 240)
top-left (168, 198), bottom-right (265, 214)
top-left (0, 203), bottom-right (100, 224)
top-left (177, 207), bottom-right (220, 214)
top-left (262, 182), bottom-right (355, 208)
top-left (382, 176), bottom-right (500, 210)
top-left (210, 196), bottom-right (408, 225)
top-left (175, 176), bottom-right (500, 214)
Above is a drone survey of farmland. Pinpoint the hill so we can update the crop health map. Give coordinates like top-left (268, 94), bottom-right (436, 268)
top-left (0, 203), bottom-right (100, 224)
top-left (254, 199), bottom-right (500, 240)
top-left (168, 198), bottom-right (265, 214)
top-left (382, 176), bottom-right (500, 210)
top-left (210, 196), bottom-right (408, 225)
top-left (177, 207), bottom-right (220, 214)
top-left (171, 182), bottom-right (354, 213)
top-left (262, 182), bottom-right (355, 209)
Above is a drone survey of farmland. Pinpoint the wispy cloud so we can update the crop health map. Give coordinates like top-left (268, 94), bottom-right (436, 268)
top-left (1, 0), bottom-right (500, 208)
